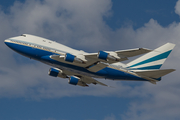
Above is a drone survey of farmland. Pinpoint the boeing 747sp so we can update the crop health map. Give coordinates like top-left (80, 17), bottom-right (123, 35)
top-left (4, 34), bottom-right (175, 87)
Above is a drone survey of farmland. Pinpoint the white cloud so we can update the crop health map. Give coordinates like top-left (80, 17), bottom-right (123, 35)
top-left (0, 0), bottom-right (180, 119)
top-left (121, 79), bottom-right (180, 120)
top-left (0, 0), bottom-right (114, 99)
top-left (175, 0), bottom-right (180, 16)
top-left (7, 0), bottom-right (112, 50)
top-left (117, 1), bottom-right (180, 119)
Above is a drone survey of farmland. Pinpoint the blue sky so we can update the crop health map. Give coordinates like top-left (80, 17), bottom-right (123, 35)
top-left (107, 0), bottom-right (179, 29)
top-left (0, 0), bottom-right (180, 120)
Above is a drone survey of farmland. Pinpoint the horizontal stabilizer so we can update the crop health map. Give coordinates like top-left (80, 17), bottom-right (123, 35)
top-left (134, 69), bottom-right (175, 79)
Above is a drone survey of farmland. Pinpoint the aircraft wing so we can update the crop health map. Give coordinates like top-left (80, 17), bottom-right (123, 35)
top-left (79, 76), bottom-right (108, 87)
top-left (115, 48), bottom-right (152, 57)
top-left (49, 48), bottom-right (151, 76)
top-left (61, 69), bottom-right (108, 87)
top-left (84, 48), bottom-right (152, 63)
top-left (49, 48), bottom-right (151, 70)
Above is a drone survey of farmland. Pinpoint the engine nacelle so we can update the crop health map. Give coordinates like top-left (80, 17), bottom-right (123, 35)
top-left (68, 76), bottom-right (88, 87)
top-left (98, 51), bottom-right (120, 61)
top-left (68, 76), bottom-right (79, 85)
top-left (64, 53), bottom-right (87, 64)
top-left (64, 53), bottom-right (75, 62)
top-left (48, 68), bottom-right (67, 78)
top-left (98, 51), bottom-right (108, 60)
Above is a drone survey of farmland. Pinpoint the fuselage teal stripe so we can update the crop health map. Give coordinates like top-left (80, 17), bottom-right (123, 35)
top-left (130, 50), bottom-right (172, 68)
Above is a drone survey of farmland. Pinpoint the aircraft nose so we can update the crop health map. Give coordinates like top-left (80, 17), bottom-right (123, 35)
top-left (4, 39), bottom-right (8, 42)
top-left (4, 39), bottom-right (10, 45)
top-left (4, 39), bottom-right (13, 47)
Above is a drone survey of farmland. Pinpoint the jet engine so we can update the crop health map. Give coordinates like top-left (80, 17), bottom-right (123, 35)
top-left (97, 51), bottom-right (120, 61)
top-left (68, 76), bottom-right (88, 87)
top-left (48, 68), bottom-right (67, 78)
top-left (64, 53), bottom-right (87, 64)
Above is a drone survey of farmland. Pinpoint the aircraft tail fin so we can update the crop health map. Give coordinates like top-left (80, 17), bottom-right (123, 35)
top-left (126, 43), bottom-right (175, 70)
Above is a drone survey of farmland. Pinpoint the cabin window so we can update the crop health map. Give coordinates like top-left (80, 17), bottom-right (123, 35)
top-left (21, 34), bottom-right (26, 37)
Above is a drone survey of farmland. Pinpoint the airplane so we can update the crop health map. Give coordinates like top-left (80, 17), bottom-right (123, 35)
top-left (4, 34), bottom-right (176, 87)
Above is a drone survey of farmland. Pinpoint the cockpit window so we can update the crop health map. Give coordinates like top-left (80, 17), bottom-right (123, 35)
top-left (21, 34), bottom-right (26, 37)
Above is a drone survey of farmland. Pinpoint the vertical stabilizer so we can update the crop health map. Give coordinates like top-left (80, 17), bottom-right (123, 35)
top-left (127, 43), bottom-right (175, 70)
